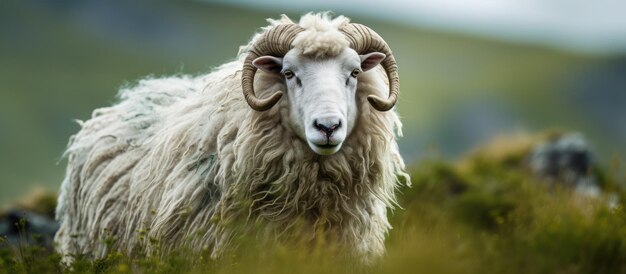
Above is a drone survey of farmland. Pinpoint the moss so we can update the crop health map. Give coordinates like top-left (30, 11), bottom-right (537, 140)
top-left (453, 191), bottom-right (514, 230)
top-left (390, 133), bottom-right (626, 274)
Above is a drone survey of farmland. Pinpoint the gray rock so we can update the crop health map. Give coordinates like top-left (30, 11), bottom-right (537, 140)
top-left (0, 209), bottom-right (59, 250)
top-left (529, 132), bottom-right (600, 196)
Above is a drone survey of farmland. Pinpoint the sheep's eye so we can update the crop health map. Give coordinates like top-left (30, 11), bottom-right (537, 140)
top-left (351, 69), bottom-right (360, 78)
top-left (283, 70), bottom-right (294, 79)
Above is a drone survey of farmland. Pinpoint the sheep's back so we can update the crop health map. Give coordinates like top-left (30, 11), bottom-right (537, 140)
top-left (55, 76), bottom-right (202, 257)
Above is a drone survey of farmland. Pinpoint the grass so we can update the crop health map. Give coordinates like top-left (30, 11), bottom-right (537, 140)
top-left (1, 133), bottom-right (625, 273)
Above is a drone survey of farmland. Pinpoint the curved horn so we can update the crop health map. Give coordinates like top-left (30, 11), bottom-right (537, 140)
top-left (340, 23), bottom-right (398, 111)
top-left (242, 24), bottom-right (304, 111)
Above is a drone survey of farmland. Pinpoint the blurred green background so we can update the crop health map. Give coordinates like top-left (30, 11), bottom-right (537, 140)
top-left (1, 0), bottom-right (625, 205)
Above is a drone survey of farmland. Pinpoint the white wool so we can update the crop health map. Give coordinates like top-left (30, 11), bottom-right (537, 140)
top-left (292, 13), bottom-right (350, 57)
top-left (239, 13), bottom-right (350, 58)
top-left (55, 13), bottom-right (409, 263)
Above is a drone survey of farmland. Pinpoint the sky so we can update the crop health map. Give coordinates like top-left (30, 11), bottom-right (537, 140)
top-left (210, 0), bottom-right (626, 55)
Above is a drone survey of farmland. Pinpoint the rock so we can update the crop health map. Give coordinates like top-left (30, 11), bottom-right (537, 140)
top-left (528, 132), bottom-right (600, 196)
top-left (0, 209), bottom-right (59, 250)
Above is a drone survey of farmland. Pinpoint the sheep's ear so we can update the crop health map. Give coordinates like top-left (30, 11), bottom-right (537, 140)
top-left (360, 52), bottom-right (386, 72)
top-left (253, 56), bottom-right (283, 74)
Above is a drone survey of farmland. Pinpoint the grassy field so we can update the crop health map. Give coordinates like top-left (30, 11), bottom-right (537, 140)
top-left (1, 3), bottom-right (625, 272)
top-left (1, 133), bottom-right (625, 273)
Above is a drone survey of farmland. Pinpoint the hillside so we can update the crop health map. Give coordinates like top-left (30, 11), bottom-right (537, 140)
top-left (1, 131), bottom-right (625, 273)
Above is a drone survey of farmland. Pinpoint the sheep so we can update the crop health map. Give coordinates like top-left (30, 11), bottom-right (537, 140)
top-left (54, 12), bottom-right (410, 263)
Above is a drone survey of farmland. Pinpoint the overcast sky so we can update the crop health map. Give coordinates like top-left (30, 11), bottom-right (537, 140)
top-left (211, 0), bottom-right (626, 55)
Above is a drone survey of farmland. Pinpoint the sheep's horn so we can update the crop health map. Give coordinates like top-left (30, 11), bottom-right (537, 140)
top-left (340, 23), bottom-right (398, 111)
top-left (242, 24), bottom-right (305, 111)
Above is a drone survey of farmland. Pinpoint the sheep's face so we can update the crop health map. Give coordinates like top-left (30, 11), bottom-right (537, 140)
top-left (254, 48), bottom-right (385, 155)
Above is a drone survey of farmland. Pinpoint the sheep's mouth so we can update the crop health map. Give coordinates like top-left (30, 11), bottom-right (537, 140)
top-left (308, 141), bottom-right (342, 155)
top-left (315, 144), bottom-right (339, 149)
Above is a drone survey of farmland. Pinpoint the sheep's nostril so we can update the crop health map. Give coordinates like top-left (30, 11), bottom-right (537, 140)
top-left (313, 120), bottom-right (341, 137)
top-left (330, 121), bottom-right (341, 132)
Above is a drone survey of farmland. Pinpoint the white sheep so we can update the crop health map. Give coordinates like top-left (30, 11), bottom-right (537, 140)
top-left (55, 13), bottom-right (410, 263)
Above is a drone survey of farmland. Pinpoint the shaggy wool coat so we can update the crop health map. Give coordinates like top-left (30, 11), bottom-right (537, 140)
top-left (55, 13), bottom-right (409, 263)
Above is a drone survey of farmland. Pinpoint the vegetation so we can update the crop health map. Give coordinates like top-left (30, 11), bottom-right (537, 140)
top-left (1, 3), bottom-right (624, 274)
top-left (2, 135), bottom-right (625, 274)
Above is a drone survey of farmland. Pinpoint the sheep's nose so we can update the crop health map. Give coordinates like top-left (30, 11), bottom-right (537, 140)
top-left (313, 119), bottom-right (341, 138)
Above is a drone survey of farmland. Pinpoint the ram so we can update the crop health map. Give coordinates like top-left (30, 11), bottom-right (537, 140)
top-left (55, 13), bottom-right (409, 262)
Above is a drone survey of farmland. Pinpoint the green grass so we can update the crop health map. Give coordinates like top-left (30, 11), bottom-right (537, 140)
top-left (2, 2), bottom-right (626, 272)
top-left (2, 134), bottom-right (625, 273)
